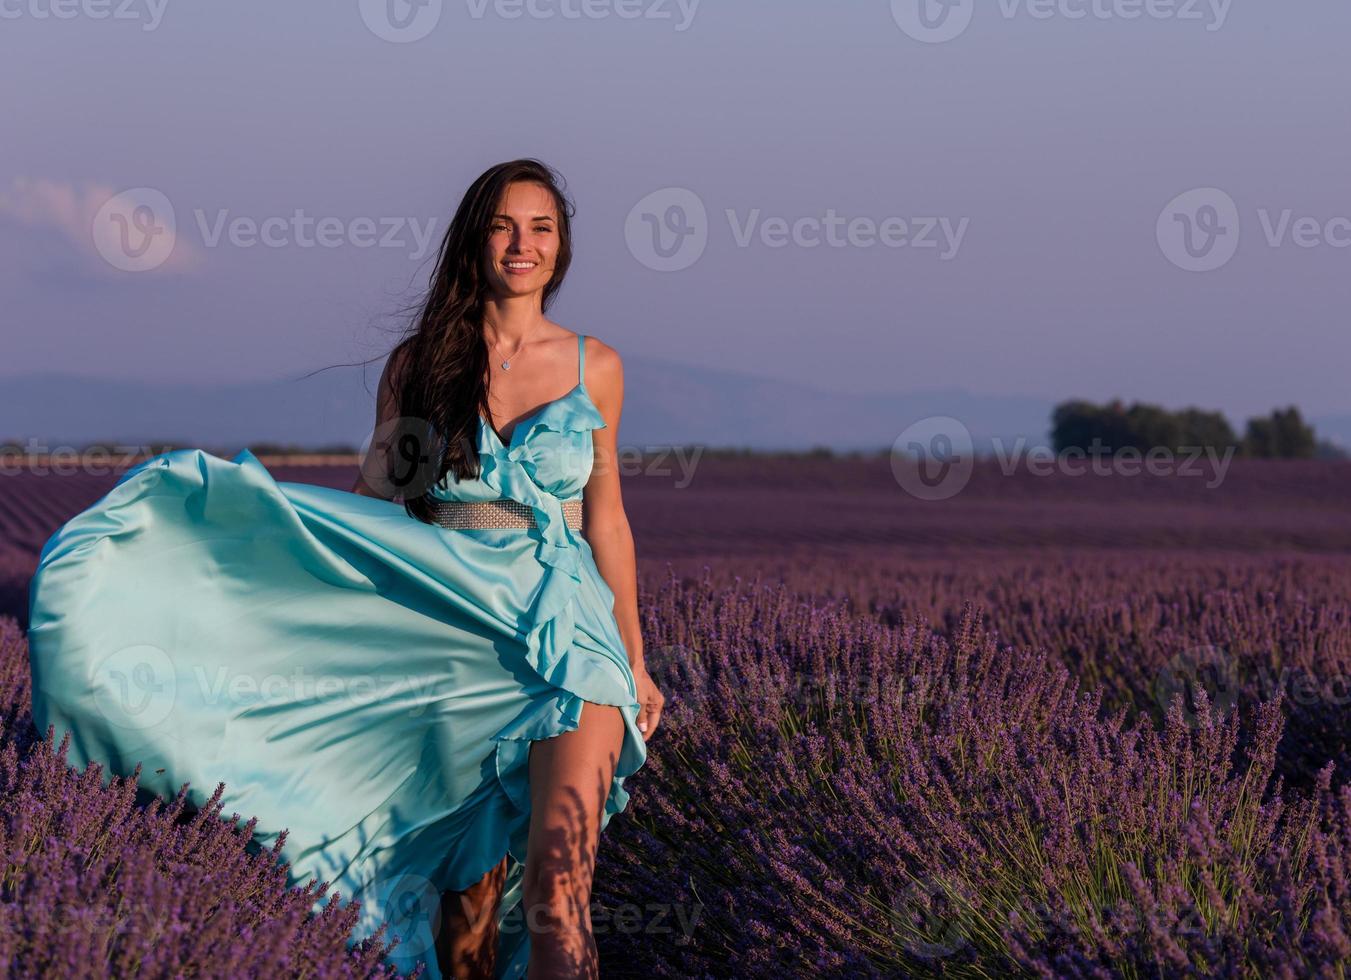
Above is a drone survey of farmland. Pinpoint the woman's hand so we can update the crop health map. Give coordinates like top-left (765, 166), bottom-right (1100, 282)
top-left (632, 662), bottom-right (665, 741)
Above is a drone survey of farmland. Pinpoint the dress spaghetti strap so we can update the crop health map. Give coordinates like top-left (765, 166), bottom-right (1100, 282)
top-left (578, 333), bottom-right (587, 390)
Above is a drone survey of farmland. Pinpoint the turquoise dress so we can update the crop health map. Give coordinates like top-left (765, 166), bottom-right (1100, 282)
top-left (26, 334), bottom-right (647, 980)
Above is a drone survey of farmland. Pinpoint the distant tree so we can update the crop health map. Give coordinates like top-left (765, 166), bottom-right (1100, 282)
top-left (1052, 399), bottom-right (1135, 454)
top-left (1174, 408), bottom-right (1240, 452)
top-left (1052, 399), bottom-right (1239, 455)
top-left (1244, 417), bottom-right (1276, 456)
top-left (1050, 399), bottom-right (1100, 454)
top-left (1244, 406), bottom-right (1316, 458)
top-left (1123, 403), bottom-right (1183, 452)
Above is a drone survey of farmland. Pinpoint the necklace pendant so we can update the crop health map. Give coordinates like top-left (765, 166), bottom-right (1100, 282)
top-left (501, 360), bottom-right (511, 370)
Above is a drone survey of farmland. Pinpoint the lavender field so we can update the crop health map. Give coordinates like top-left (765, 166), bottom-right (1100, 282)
top-left (3, 454), bottom-right (1350, 977)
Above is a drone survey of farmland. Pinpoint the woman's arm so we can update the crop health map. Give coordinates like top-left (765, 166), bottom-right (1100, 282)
top-left (351, 344), bottom-right (410, 499)
top-left (582, 336), bottom-right (663, 739)
top-left (580, 337), bottom-right (644, 671)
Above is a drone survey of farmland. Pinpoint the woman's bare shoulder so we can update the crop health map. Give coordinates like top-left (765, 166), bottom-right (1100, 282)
top-left (581, 334), bottom-right (622, 380)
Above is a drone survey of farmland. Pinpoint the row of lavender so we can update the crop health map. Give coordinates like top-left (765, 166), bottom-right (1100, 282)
top-left (590, 568), bottom-right (1351, 977)
top-left (6, 556), bottom-right (1351, 976)
top-left (0, 617), bottom-right (417, 978)
top-left (5, 454), bottom-right (1350, 975)
top-left (654, 550), bottom-right (1351, 793)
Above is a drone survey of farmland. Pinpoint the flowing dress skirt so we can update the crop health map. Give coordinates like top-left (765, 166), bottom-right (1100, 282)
top-left (26, 448), bottom-right (648, 979)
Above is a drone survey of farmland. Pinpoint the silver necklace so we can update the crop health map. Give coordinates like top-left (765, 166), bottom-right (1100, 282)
top-left (487, 329), bottom-right (536, 372)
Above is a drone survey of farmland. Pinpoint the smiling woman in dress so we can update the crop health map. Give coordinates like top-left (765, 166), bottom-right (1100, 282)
top-left (352, 158), bottom-right (666, 978)
top-left (28, 158), bottom-right (663, 980)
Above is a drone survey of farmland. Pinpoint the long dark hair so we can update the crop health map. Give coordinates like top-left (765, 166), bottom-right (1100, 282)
top-left (382, 159), bottom-right (576, 524)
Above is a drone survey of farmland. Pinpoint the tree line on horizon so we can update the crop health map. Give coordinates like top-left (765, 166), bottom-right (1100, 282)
top-left (3, 402), bottom-right (1348, 462)
top-left (1051, 399), bottom-right (1345, 459)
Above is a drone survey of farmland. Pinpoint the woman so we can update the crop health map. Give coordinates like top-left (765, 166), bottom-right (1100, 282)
top-left (27, 158), bottom-right (664, 980)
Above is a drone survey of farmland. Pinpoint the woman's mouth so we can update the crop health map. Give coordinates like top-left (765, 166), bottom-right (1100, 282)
top-left (503, 260), bottom-right (538, 276)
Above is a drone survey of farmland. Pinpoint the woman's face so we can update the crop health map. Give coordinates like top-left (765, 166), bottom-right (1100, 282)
top-left (483, 181), bottom-right (559, 298)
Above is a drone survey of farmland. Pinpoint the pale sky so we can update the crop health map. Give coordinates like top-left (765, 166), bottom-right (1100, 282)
top-left (2, 1), bottom-right (1348, 422)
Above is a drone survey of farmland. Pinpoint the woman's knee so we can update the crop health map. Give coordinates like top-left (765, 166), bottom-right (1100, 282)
top-left (444, 855), bottom-right (508, 928)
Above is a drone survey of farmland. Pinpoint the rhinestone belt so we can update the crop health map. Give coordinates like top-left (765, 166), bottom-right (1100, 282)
top-left (425, 497), bottom-right (583, 531)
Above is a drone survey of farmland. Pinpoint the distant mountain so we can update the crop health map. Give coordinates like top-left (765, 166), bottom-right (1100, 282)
top-left (615, 357), bottom-right (1054, 453)
top-left (0, 356), bottom-right (1054, 454)
top-left (1312, 414), bottom-right (1351, 453)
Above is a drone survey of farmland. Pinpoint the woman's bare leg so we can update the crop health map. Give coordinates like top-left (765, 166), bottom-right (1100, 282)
top-left (523, 700), bottom-right (625, 980)
top-left (437, 854), bottom-right (508, 979)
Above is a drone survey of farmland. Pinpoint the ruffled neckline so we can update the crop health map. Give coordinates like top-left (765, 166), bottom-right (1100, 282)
top-left (480, 384), bottom-right (605, 450)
